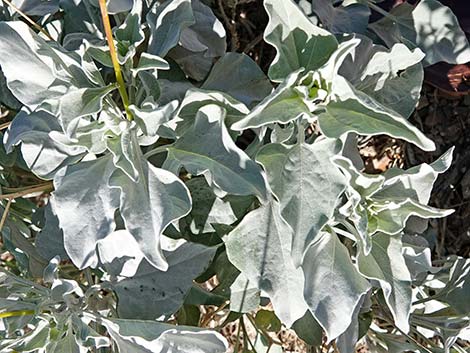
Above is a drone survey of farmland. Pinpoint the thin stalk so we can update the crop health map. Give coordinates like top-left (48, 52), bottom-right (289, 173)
top-left (200, 300), bottom-right (230, 327)
top-left (0, 121), bottom-right (11, 130)
top-left (98, 0), bottom-right (133, 121)
top-left (1, 0), bottom-right (53, 40)
top-left (234, 316), bottom-right (243, 353)
top-left (0, 183), bottom-right (53, 200)
top-left (0, 310), bottom-right (35, 319)
top-left (367, 1), bottom-right (398, 21)
top-left (240, 316), bottom-right (257, 353)
top-left (0, 198), bottom-right (12, 233)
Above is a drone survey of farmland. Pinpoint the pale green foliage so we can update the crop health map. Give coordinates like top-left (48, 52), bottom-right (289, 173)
top-left (0, 0), bottom-right (468, 352)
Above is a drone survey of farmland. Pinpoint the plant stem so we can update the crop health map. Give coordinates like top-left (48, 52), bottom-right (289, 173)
top-left (0, 121), bottom-right (11, 130)
top-left (0, 198), bottom-right (12, 233)
top-left (1, 0), bottom-right (54, 40)
top-left (98, 0), bottom-right (133, 121)
top-left (0, 183), bottom-right (53, 200)
top-left (0, 310), bottom-right (35, 319)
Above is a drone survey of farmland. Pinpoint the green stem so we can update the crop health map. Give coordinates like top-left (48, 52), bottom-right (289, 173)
top-left (0, 310), bottom-right (35, 319)
top-left (98, 0), bottom-right (133, 121)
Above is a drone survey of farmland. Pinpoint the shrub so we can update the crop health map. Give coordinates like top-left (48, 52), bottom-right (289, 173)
top-left (0, 0), bottom-right (468, 352)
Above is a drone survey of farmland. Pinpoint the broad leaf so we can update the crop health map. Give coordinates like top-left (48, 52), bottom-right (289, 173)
top-left (59, 84), bottom-right (116, 137)
top-left (368, 199), bottom-right (453, 235)
top-left (4, 110), bottom-right (86, 179)
top-left (311, 0), bottom-right (370, 34)
top-left (165, 104), bottom-right (269, 202)
top-left (102, 318), bottom-right (228, 353)
top-left (147, 0), bottom-right (194, 57)
top-left (231, 70), bottom-right (310, 130)
top-left (169, 0), bottom-right (226, 81)
top-left (263, 0), bottom-right (338, 82)
top-left (0, 22), bottom-right (65, 108)
top-left (358, 233), bottom-right (412, 333)
top-left (256, 137), bottom-right (347, 266)
top-left (229, 273), bottom-right (260, 313)
top-left (202, 52), bottom-right (272, 106)
top-left (110, 130), bottom-right (192, 271)
top-left (51, 154), bottom-right (120, 269)
top-left (224, 201), bottom-right (308, 327)
top-left (302, 231), bottom-right (371, 341)
top-left (319, 76), bottom-right (436, 151)
top-left (369, 0), bottom-right (470, 66)
top-left (340, 39), bottom-right (425, 118)
top-left (113, 241), bottom-right (217, 319)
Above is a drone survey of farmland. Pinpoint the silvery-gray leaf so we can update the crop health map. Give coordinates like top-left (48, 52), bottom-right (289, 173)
top-left (113, 2), bottom-right (144, 64)
top-left (102, 318), bottom-right (228, 353)
top-left (319, 76), bottom-right (436, 151)
top-left (49, 118), bottom-right (109, 155)
top-left (109, 130), bottom-right (192, 270)
top-left (271, 123), bottom-right (297, 144)
top-left (106, 125), bottom-right (140, 182)
top-left (59, 0), bottom-right (101, 45)
top-left (311, 0), bottom-right (370, 34)
top-left (332, 156), bottom-right (385, 198)
top-left (4, 110), bottom-right (86, 179)
top-left (441, 258), bottom-right (470, 316)
top-left (165, 104), bottom-right (269, 202)
top-left (51, 154), bottom-right (120, 269)
top-left (178, 0), bottom-right (225, 57)
top-left (263, 0), bottom-right (338, 82)
top-left (137, 71), bottom-right (161, 102)
top-left (11, 0), bottom-right (59, 16)
top-left (229, 273), bottom-right (260, 313)
top-left (106, 0), bottom-right (133, 14)
top-left (224, 201), bottom-right (308, 327)
top-left (157, 79), bottom-right (194, 106)
top-left (59, 84), bottom-right (116, 137)
top-left (182, 178), bottom-right (238, 234)
top-left (35, 202), bottom-right (68, 261)
top-left (174, 89), bottom-right (248, 136)
top-left (167, 0), bottom-right (225, 80)
top-left (0, 22), bottom-right (67, 108)
top-left (402, 238), bottom-right (436, 281)
top-left (0, 68), bottom-right (21, 110)
top-left (358, 233), bottom-right (412, 333)
top-left (340, 38), bottom-right (425, 118)
top-left (2, 220), bottom-right (48, 278)
top-left (85, 42), bottom-right (113, 67)
top-left (168, 46), bottom-right (214, 81)
top-left (368, 199), bottom-right (453, 235)
top-left (231, 70), bottom-right (310, 131)
top-left (302, 231), bottom-right (371, 341)
top-left (113, 241), bottom-right (216, 319)
top-left (336, 294), bottom-right (367, 353)
top-left (97, 230), bottom-right (144, 278)
top-left (201, 52), bottom-right (272, 107)
top-left (256, 138), bottom-right (347, 266)
top-left (71, 315), bottom-right (111, 349)
top-left (372, 148), bottom-right (453, 204)
top-left (147, 0), bottom-right (194, 58)
top-left (292, 311), bottom-right (323, 347)
top-left (115, 1), bottom-right (144, 45)
top-left (133, 53), bottom-right (170, 73)
top-left (369, 0), bottom-right (470, 66)
top-left (4, 319), bottom-right (50, 352)
top-left (47, 329), bottom-right (86, 353)
top-left (317, 37), bottom-right (360, 83)
top-left (130, 100), bottom-right (177, 141)
top-left (39, 39), bottom-right (104, 89)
